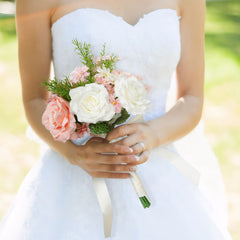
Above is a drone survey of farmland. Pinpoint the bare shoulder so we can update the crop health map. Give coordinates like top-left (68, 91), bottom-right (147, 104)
top-left (16, 0), bottom-right (57, 17)
top-left (179, 0), bottom-right (205, 17)
top-left (175, 0), bottom-right (206, 100)
top-left (15, 0), bottom-right (59, 102)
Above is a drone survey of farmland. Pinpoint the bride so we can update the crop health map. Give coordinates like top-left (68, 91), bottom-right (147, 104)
top-left (0, 0), bottom-right (233, 239)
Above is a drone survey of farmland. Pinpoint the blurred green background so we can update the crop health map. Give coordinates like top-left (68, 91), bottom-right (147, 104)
top-left (0, 0), bottom-right (239, 239)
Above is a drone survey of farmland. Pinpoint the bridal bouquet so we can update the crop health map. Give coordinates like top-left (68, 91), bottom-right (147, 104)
top-left (42, 40), bottom-right (152, 208)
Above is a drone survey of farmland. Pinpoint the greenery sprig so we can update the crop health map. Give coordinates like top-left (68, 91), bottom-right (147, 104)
top-left (98, 41), bottom-right (120, 71)
top-left (112, 108), bottom-right (130, 126)
top-left (99, 42), bottom-right (107, 56)
top-left (42, 76), bottom-right (86, 101)
top-left (72, 39), bottom-right (96, 83)
top-left (89, 108), bottom-right (130, 135)
top-left (102, 55), bottom-right (120, 72)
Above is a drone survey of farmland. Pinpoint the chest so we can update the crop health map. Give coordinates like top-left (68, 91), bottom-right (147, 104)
top-left (51, 0), bottom-right (180, 27)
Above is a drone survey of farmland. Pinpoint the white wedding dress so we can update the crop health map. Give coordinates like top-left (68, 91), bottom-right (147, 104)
top-left (0, 8), bottom-right (233, 240)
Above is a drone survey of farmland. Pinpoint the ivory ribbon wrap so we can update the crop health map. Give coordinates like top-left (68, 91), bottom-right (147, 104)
top-left (91, 115), bottom-right (201, 238)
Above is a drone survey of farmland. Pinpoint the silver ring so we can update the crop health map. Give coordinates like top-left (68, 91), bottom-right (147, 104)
top-left (139, 142), bottom-right (145, 151)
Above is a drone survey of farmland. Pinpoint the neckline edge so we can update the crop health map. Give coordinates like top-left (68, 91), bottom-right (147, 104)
top-left (51, 8), bottom-right (181, 30)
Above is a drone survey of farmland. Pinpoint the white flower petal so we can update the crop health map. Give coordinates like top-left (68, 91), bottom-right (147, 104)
top-left (114, 75), bottom-right (150, 115)
top-left (69, 83), bottom-right (115, 123)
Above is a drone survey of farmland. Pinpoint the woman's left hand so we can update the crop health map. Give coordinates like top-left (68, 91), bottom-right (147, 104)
top-left (105, 122), bottom-right (159, 162)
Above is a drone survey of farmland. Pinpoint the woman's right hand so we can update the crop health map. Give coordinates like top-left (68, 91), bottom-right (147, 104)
top-left (66, 137), bottom-right (139, 179)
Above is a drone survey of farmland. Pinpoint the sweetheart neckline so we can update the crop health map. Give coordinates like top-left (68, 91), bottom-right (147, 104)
top-left (51, 7), bottom-right (181, 30)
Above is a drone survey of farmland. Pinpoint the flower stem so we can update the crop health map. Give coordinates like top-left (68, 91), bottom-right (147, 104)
top-left (139, 196), bottom-right (151, 208)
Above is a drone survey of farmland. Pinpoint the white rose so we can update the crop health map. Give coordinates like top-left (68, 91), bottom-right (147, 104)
top-left (69, 83), bottom-right (115, 124)
top-left (114, 74), bottom-right (151, 115)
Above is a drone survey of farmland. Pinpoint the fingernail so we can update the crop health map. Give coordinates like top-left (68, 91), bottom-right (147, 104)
top-left (130, 166), bottom-right (138, 171)
top-left (135, 155), bottom-right (140, 161)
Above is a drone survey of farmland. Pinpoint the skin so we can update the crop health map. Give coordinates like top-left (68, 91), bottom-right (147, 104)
top-left (15, 0), bottom-right (206, 179)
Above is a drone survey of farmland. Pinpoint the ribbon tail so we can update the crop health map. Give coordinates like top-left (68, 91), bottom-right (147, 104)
top-left (82, 137), bottom-right (113, 238)
top-left (92, 177), bottom-right (113, 238)
top-left (154, 147), bottom-right (201, 186)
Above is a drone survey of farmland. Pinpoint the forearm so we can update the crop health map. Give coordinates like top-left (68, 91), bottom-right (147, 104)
top-left (147, 94), bottom-right (203, 148)
top-left (23, 97), bottom-right (79, 159)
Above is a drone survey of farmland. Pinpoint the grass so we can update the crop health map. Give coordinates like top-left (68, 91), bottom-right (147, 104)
top-left (203, 1), bottom-right (240, 239)
top-left (0, 1), bottom-right (239, 239)
top-left (0, 14), bottom-right (26, 134)
top-left (204, 1), bottom-right (240, 165)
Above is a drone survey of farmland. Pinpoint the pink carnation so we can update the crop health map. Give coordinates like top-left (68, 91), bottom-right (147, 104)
top-left (69, 66), bottom-right (90, 83)
top-left (101, 55), bottom-right (111, 60)
top-left (71, 122), bottom-right (90, 140)
top-left (93, 55), bottom-right (112, 64)
top-left (95, 76), bottom-right (107, 85)
top-left (104, 83), bottom-right (114, 93)
top-left (42, 96), bottom-right (77, 143)
top-left (95, 76), bottom-right (114, 93)
top-left (92, 56), bottom-right (101, 64)
top-left (109, 94), bottom-right (122, 113)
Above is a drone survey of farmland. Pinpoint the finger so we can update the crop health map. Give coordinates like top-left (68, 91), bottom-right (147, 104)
top-left (94, 153), bottom-right (137, 164)
top-left (91, 141), bottom-right (133, 154)
top-left (87, 136), bottom-right (108, 144)
top-left (87, 163), bottom-right (138, 173)
top-left (115, 133), bottom-right (140, 147)
top-left (91, 171), bottom-right (131, 179)
top-left (105, 123), bottom-right (138, 142)
top-left (130, 142), bottom-right (147, 155)
top-left (135, 150), bottom-right (150, 164)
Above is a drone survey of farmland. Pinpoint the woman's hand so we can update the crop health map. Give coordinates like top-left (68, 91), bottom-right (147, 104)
top-left (66, 136), bottom-right (140, 179)
top-left (105, 122), bottom-right (159, 162)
